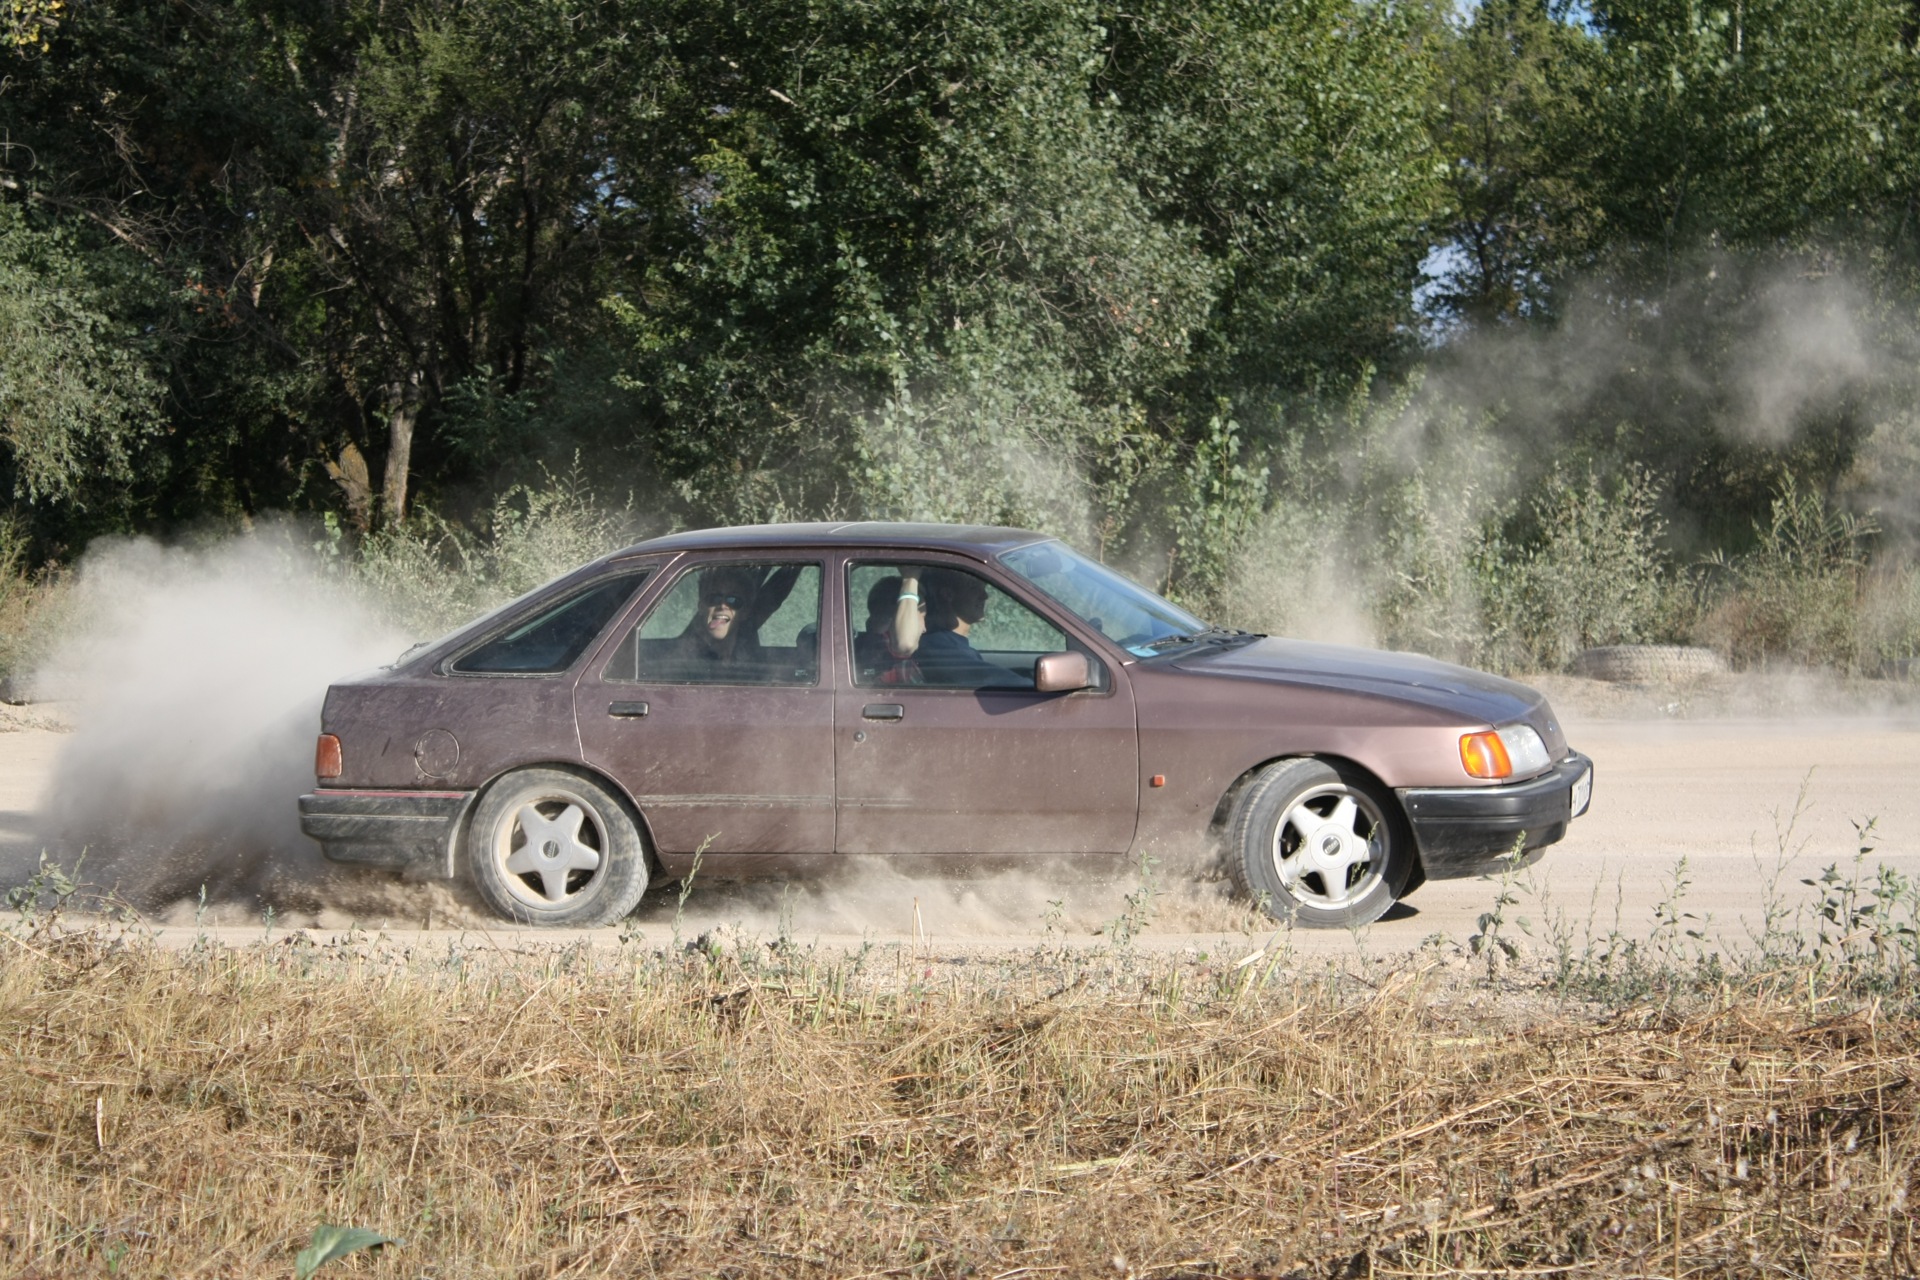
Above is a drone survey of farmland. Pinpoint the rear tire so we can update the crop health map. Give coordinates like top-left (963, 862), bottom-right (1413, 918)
top-left (1228, 758), bottom-right (1415, 929)
top-left (468, 768), bottom-right (650, 926)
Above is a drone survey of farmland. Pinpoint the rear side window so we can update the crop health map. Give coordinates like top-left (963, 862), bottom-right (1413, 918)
top-left (603, 561), bottom-right (822, 685)
top-left (450, 572), bottom-right (648, 675)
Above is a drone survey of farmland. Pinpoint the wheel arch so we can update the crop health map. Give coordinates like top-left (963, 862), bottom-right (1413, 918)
top-left (1206, 751), bottom-right (1389, 832)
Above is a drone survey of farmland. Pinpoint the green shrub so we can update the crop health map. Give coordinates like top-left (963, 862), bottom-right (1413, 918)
top-left (1698, 476), bottom-right (1870, 670)
top-left (1365, 471), bottom-right (1492, 661)
top-left (1857, 563), bottom-right (1920, 674)
top-left (338, 467), bottom-right (640, 641)
top-left (1218, 483), bottom-right (1374, 643)
top-left (1218, 381), bottom-right (1689, 673)
top-left (1164, 416), bottom-right (1268, 616)
top-left (0, 513), bottom-right (70, 688)
top-left (1475, 466), bottom-right (1686, 672)
top-left (851, 370), bottom-right (1101, 543)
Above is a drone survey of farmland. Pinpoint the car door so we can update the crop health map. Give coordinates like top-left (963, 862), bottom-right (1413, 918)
top-left (834, 555), bottom-right (1139, 856)
top-left (575, 555), bottom-right (835, 857)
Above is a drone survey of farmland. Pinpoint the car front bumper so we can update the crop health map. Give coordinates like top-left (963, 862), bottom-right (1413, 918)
top-left (1396, 752), bottom-right (1593, 880)
top-left (298, 788), bottom-right (475, 877)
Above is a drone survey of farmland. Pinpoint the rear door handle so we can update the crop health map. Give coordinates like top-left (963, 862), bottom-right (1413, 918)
top-left (862, 703), bottom-right (904, 721)
top-left (608, 700), bottom-right (649, 718)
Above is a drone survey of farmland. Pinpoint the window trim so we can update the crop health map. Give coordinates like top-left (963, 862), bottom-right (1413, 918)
top-left (440, 568), bottom-right (655, 680)
top-left (604, 557), bottom-right (828, 689)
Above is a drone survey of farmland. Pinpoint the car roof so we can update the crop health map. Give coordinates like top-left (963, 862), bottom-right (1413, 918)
top-left (611, 521), bottom-right (1055, 558)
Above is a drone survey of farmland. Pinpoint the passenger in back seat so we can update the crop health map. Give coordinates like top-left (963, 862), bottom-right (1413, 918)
top-left (663, 567), bottom-right (771, 680)
top-left (854, 570), bottom-right (925, 685)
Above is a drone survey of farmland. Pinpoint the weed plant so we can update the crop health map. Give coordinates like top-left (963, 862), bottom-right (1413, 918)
top-left (1506, 782), bottom-right (1920, 1009)
top-left (4, 859), bottom-right (1920, 1277)
top-left (326, 462), bottom-right (640, 641)
top-left (1699, 475), bottom-right (1877, 671)
top-left (1858, 561), bottom-right (1920, 673)
top-left (0, 514), bottom-right (68, 690)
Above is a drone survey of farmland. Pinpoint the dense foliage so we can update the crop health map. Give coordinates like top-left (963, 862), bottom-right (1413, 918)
top-left (4, 0), bottom-right (1920, 669)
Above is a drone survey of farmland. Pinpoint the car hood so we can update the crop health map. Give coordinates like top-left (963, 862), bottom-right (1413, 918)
top-left (1172, 636), bottom-right (1558, 737)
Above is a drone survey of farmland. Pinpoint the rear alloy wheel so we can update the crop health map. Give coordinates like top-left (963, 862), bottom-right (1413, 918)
top-left (1228, 758), bottom-right (1415, 929)
top-left (468, 768), bottom-right (650, 926)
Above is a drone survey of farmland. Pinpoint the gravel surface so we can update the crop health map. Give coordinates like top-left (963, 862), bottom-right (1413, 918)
top-left (6, 676), bottom-right (1919, 960)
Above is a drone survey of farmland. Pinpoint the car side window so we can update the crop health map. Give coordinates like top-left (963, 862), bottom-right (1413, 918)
top-left (450, 572), bottom-right (650, 675)
top-left (847, 562), bottom-right (1070, 690)
top-left (605, 562), bottom-right (822, 686)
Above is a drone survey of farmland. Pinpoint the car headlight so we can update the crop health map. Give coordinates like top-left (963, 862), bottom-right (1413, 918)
top-left (1459, 723), bottom-right (1552, 780)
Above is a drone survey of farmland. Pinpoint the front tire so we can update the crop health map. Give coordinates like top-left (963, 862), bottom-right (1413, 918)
top-left (468, 768), bottom-right (650, 926)
top-left (1228, 758), bottom-right (1415, 929)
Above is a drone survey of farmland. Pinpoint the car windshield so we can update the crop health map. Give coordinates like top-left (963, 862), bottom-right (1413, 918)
top-left (1000, 541), bottom-right (1213, 656)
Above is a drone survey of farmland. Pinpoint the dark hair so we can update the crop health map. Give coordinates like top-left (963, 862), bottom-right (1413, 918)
top-left (700, 567), bottom-right (759, 604)
top-left (865, 575), bottom-right (902, 630)
top-left (923, 568), bottom-right (988, 631)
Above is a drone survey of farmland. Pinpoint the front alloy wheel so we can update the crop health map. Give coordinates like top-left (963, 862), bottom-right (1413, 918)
top-left (468, 768), bottom-right (650, 926)
top-left (1228, 758), bottom-right (1414, 928)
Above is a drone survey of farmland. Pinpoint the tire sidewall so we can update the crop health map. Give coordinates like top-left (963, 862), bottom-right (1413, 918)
top-left (1230, 757), bottom-right (1414, 929)
top-left (467, 767), bottom-right (650, 926)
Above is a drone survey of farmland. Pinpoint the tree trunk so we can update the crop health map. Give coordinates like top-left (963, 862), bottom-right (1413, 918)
top-left (380, 371), bottom-right (424, 527)
top-left (324, 442), bottom-right (374, 532)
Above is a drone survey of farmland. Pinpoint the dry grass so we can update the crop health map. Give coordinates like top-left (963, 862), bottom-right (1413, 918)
top-left (1, 927), bottom-right (1915, 1279)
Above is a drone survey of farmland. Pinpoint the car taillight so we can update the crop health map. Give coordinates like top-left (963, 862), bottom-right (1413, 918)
top-left (315, 733), bottom-right (342, 780)
top-left (1459, 730), bottom-right (1512, 779)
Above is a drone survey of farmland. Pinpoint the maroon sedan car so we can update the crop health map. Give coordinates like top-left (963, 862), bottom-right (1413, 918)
top-left (300, 523), bottom-right (1592, 928)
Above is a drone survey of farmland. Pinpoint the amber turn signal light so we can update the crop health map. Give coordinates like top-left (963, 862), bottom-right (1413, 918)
top-left (315, 733), bottom-right (343, 780)
top-left (1459, 731), bottom-right (1512, 779)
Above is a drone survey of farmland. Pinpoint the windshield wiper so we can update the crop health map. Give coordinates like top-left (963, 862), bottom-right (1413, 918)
top-left (389, 639), bottom-right (434, 667)
top-left (1142, 626), bottom-right (1251, 651)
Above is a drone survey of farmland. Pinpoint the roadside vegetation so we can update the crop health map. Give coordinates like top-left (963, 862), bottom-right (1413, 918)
top-left (5, 1), bottom-right (1920, 684)
top-left (4, 849), bottom-right (1918, 1277)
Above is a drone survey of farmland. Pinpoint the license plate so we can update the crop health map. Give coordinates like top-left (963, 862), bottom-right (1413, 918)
top-left (1570, 765), bottom-right (1593, 818)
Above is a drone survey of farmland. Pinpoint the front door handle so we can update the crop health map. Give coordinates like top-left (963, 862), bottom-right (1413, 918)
top-left (608, 700), bottom-right (649, 718)
top-left (862, 703), bottom-right (905, 721)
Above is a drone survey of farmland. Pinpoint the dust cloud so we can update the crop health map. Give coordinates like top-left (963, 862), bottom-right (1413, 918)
top-left (7, 524), bottom-right (1248, 940)
top-left (15, 527), bottom-right (477, 926)
top-left (1421, 260), bottom-right (1908, 498)
top-left (626, 851), bottom-right (1257, 949)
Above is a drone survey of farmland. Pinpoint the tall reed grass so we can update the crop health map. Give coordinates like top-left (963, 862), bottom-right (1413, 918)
top-left (1, 901), bottom-right (1915, 1277)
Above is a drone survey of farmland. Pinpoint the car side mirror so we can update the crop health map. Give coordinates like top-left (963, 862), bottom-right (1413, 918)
top-left (1033, 650), bottom-right (1091, 693)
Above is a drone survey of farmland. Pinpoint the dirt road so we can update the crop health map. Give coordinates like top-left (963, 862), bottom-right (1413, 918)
top-left (5, 713), bottom-right (1918, 956)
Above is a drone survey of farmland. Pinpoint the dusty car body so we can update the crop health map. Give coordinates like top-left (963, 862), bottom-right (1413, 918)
top-left (300, 523), bottom-right (1592, 927)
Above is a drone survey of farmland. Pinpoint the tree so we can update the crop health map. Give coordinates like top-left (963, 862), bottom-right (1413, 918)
top-left (609, 0), bottom-right (1212, 524)
top-left (4, 0), bottom-right (61, 52)
top-left (1571, 0), bottom-right (1909, 264)
top-left (1425, 0), bottom-right (1595, 326)
top-left (1, 0), bottom-right (706, 531)
top-left (0, 206), bottom-right (162, 519)
top-left (289, 0), bottom-right (707, 525)
top-left (1098, 0), bottom-right (1446, 395)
